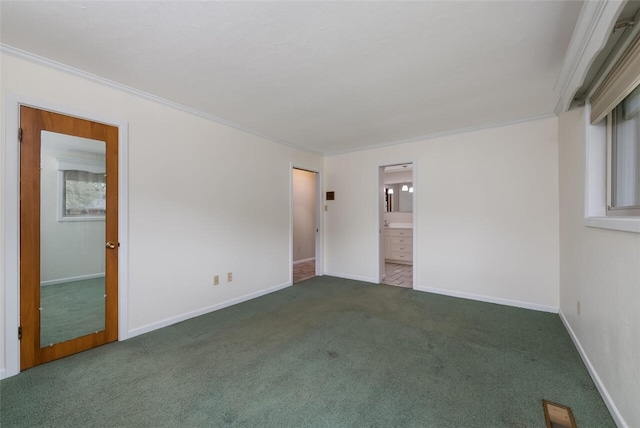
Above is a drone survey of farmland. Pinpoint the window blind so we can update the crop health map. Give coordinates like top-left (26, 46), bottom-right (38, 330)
top-left (590, 34), bottom-right (640, 124)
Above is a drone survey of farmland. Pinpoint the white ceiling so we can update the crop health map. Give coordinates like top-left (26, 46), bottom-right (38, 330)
top-left (0, 1), bottom-right (583, 155)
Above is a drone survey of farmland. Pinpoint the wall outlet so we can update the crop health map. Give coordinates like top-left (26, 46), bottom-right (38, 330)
top-left (577, 300), bottom-right (581, 316)
top-left (227, 272), bottom-right (233, 282)
top-left (213, 275), bottom-right (219, 286)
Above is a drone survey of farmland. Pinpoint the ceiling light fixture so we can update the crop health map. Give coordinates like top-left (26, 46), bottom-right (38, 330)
top-left (409, 187), bottom-right (414, 193)
top-left (402, 184), bottom-right (409, 192)
top-left (387, 188), bottom-right (394, 194)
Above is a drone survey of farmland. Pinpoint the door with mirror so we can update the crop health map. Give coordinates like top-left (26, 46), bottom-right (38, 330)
top-left (20, 106), bottom-right (119, 370)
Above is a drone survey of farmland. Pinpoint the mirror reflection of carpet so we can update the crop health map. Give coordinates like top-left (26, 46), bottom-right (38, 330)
top-left (40, 277), bottom-right (105, 347)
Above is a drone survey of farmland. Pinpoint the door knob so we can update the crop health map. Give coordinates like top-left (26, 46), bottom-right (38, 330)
top-left (105, 242), bottom-right (116, 249)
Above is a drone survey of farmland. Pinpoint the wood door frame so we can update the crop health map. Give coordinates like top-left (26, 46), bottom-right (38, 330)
top-left (2, 93), bottom-right (129, 379)
top-left (289, 163), bottom-right (323, 283)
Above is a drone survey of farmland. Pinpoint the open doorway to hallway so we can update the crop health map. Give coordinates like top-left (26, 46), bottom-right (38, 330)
top-left (292, 168), bottom-right (317, 283)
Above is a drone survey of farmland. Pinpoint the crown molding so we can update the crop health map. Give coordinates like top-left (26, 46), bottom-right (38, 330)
top-left (554, 0), bottom-right (626, 114)
top-left (325, 113), bottom-right (557, 157)
top-left (1, 44), bottom-right (569, 157)
top-left (0, 44), bottom-right (324, 156)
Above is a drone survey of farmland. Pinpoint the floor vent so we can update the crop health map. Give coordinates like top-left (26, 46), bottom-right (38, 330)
top-left (543, 400), bottom-right (577, 428)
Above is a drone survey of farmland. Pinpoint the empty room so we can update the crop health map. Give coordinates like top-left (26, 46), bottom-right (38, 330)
top-left (1, 1), bottom-right (639, 427)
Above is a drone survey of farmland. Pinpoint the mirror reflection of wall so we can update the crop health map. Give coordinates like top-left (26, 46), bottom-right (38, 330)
top-left (384, 164), bottom-right (413, 213)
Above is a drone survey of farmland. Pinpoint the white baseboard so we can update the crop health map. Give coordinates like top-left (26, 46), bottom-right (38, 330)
top-left (559, 310), bottom-right (627, 428)
top-left (414, 285), bottom-right (558, 313)
top-left (293, 257), bottom-right (315, 266)
top-left (127, 281), bottom-right (293, 338)
top-left (323, 272), bottom-right (378, 284)
top-left (41, 272), bottom-right (105, 286)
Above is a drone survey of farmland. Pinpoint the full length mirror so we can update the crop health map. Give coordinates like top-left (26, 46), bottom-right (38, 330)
top-left (384, 164), bottom-right (414, 212)
top-left (40, 131), bottom-right (107, 347)
top-left (385, 182), bottom-right (413, 212)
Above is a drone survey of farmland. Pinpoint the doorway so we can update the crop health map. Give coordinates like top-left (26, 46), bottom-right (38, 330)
top-left (19, 106), bottom-right (119, 370)
top-left (379, 163), bottom-right (414, 288)
top-left (292, 168), bottom-right (318, 283)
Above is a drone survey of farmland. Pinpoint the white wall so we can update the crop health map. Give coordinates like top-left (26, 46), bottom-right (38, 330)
top-left (0, 52), bottom-right (323, 374)
top-left (324, 117), bottom-right (560, 310)
top-left (558, 106), bottom-right (640, 427)
top-left (292, 168), bottom-right (316, 262)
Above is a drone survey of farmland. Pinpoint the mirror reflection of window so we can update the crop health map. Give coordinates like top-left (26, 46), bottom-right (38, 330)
top-left (63, 170), bottom-right (106, 217)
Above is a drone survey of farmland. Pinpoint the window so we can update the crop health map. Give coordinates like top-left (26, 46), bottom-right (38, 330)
top-left (61, 170), bottom-right (106, 219)
top-left (582, 25), bottom-right (640, 231)
top-left (588, 27), bottom-right (640, 223)
top-left (608, 84), bottom-right (640, 216)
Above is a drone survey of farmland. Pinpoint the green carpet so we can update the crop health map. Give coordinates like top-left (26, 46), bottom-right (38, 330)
top-left (1, 276), bottom-right (614, 427)
top-left (40, 277), bottom-right (105, 346)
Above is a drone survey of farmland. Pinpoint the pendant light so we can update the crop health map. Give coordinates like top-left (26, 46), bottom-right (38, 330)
top-left (402, 184), bottom-right (409, 192)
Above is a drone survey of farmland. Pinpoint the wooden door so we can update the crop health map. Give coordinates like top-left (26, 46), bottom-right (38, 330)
top-left (20, 106), bottom-right (119, 370)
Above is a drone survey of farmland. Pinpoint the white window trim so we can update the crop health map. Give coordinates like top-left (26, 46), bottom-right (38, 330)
top-left (584, 103), bottom-right (640, 233)
top-left (584, 216), bottom-right (640, 233)
top-left (57, 156), bottom-right (105, 173)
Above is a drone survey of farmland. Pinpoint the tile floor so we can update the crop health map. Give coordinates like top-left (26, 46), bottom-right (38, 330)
top-left (293, 259), bottom-right (316, 283)
top-left (383, 262), bottom-right (413, 288)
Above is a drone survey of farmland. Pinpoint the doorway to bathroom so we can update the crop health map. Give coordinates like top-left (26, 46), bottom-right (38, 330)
top-left (292, 168), bottom-right (319, 283)
top-left (379, 163), bottom-right (414, 288)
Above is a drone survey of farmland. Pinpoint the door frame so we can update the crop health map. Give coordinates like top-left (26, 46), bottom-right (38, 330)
top-left (3, 93), bottom-right (129, 379)
top-left (289, 163), bottom-right (323, 283)
top-left (377, 160), bottom-right (417, 288)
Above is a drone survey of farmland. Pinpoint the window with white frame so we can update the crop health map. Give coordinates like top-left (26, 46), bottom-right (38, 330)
top-left (608, 85), bottom-right (640, 216)
top-left (590, 33), bottom-right (640, 219)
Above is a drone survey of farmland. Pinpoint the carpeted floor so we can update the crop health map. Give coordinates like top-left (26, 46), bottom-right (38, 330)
top-left (1, 276), bottom-right (614, 427)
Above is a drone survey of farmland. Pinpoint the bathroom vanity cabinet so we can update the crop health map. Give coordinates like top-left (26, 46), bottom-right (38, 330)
top-left (383, 227), bottom-right (413, 264)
